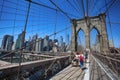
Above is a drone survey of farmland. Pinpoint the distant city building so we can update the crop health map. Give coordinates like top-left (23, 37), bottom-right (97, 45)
top-left (12, 41), bottom-right (16, 50)
top-left (38, 38), bottom-right (44, 51)
top-left (32, 34), bottom-right (38, 51)
top-left (60, 36), bottom-right (63, 46)
top-left (5, 35), bottom-right (13, 50)
top-left (61, 42), bottom-right (66, 52)
top-left (25, 41), bottom-right (30, 51)
top-left (15, 33), bottom-right (23, 50)
top-left (52, 39), bottom-right (59, 52)
top-left (66, 34), bottom-right (69, 46)
top-left (54, 39), bottom-right (58, 43)
top-left (43, 35), bottom-right (49, 51)
top-left (1, 35), bottom-right (13, 50)
top-left (53, 46), bottom-right (58, 52)
top-left (48, 39), bottom-right (53, 51)
top-left (1, 35), bottom-right (9, 50)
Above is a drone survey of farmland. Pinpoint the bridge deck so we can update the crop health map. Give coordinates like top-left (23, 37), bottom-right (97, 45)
top-left (50, 54), bottom-right (115, 80)
top-left (50, 65), bottom-right (85, 80)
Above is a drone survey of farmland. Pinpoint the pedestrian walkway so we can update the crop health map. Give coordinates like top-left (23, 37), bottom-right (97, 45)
top-left (50, 55), bottom-right (90, 80)
top-left (50, 65), bottom-right (84, 80)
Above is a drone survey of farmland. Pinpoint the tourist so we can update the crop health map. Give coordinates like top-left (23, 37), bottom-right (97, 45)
top-left (84, 50), bottom-right (88, 63)
top-left (79, 52), bottom-right (84, 68)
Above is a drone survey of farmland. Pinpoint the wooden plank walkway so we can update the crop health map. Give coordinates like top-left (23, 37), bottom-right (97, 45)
top-left (50, 65), bottom-right (85, 80)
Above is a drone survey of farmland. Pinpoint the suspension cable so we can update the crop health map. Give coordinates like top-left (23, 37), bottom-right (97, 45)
top-left (73, 0), bottom-right (81, 14)
top-left (105, 0), bottom-right (114, 48)
top-left (80, 0), bottom-right (85, 17)
top-left (105, 0), bottom-right (116, 13)
top-left (67, 0), bottom-right (80, 16)
top-left (17, 0), bottom-right (31, 79)
top-left (54, 0), bottom-right (58, 40)
top-left (49, 0), bottom-right (71, 19)
top-left (86, 0), bottom-right (88, 16)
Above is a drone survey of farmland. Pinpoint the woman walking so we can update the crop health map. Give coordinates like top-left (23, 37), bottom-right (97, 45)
top-left (79, 52), bottom-right (84, 68)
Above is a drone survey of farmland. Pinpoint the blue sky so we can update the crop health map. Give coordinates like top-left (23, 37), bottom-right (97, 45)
top-left (0, 0), bottom-right (120, 48)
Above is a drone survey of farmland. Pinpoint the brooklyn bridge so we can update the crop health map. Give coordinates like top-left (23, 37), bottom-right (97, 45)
top-left (0, 0), bottom-right (120, 80)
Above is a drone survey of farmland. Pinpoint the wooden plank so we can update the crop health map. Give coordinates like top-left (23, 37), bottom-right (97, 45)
top-left (77, 71), bottom-right (85, 80)
top-left (50, 65), bottom-right (85, 80)
top-left (51, 65), bottom-right (76, 80)
top-left (61, 67), bottom-right (79, 80)
top-left (68, 68), bottom-right (83, 80)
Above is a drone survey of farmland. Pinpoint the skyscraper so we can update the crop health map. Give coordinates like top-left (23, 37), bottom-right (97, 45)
top-left (5, 35), bottom-right (13, 50)
top-left (12, 41), bottom-right (16, 50)
top-left (1, 35), bottom-right (9, 50)
top-left (1, 35), bottom-right (13, 50)
top-left (48, 39), bottom-right (53, 51)
top-left (60, 36), bottom-right (63, 47)
top-left (32, 34), bottom-right (38, 51)
top-left (43, 35), bottom-right (49, 51)
top-left (15, 33), bottom-right (22, 50)
top-left (35, 38), bottom-right (39, 52)
top-left (37, 38), bottom-right (44, 52)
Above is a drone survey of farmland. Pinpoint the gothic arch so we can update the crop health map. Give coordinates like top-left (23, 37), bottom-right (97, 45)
top-left (90, 26), bottom-right (100, 35)
top-left (90, 27), bottom-right (101, 52)
top-left (71, 13), bottom-right (109, 52)
top-left (77, 28), bottom-right (86, 51)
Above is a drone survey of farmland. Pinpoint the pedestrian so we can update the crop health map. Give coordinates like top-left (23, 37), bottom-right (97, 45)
top-left (74, 52), bottom-right (79, 66)
top-left (79, 52), bottom-right (84, 68)
top-left (84, 51), bottom-right (88, 63)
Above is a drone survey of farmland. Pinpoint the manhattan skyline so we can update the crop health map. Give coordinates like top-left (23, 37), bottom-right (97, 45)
top-left (0, 0), bottom-right (120, 48)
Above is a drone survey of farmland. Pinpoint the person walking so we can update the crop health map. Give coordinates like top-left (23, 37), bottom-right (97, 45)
top-left (79, 52), bottom-right (84, 68)
top-left (84, 51), bottom-right (88, 63)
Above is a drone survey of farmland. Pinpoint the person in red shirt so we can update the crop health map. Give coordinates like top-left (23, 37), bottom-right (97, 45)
top-left (79, 53), bottom-right (84, 68)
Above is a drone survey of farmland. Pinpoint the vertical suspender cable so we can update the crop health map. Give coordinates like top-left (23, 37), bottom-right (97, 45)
top-left (81, 0), bottom-right (85, 17)
top-left (17, 0), bottom-right (31, 79)
top-left (105, 0), bottom-right (114, 47)
top-left (86, 0), bottom-right (88, 16)
top-left (11, 0), bottom-right (19, 64)
top-left (54, 9), bottom-right (57, 40)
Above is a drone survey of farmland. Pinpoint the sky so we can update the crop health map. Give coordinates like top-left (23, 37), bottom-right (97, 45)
top-left (0, 0), bottom-right (120, 48)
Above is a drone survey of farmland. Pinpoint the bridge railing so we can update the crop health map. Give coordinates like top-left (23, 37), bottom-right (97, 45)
top-left (0, 54), bottom-right (72, 80)
top-left (92, 52), bottom-right (120, 78)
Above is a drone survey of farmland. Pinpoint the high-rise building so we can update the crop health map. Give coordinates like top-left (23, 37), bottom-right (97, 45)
top-left (48, 39), bottom-right (53, 51)
top-left (43, 35), bottom-right (49, 51)
top-left (15, 33), bottom-right (22, 50)
top-left (61, 42), bottom-right (66, 52)
top-left (1, 35), bottom-right (9, 50)
top-left (5, 35), bottom-right (13, 50)
top-left (60, 36), bottom-right (63, 47)
top-left (66, 34), bottom-right (69, 46)
top-left (12, 41), bottom-right (16, 50)
top-left (1, 35), bottom-right (13, 50)
top-left (32, 34), bottom-right (38, 51)
top-left (35, 38), bottom-right (39, 52)
top-left (25, 41), bottom-right (30, 51)
top-left (38, 38), bottom-right (44, 52)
